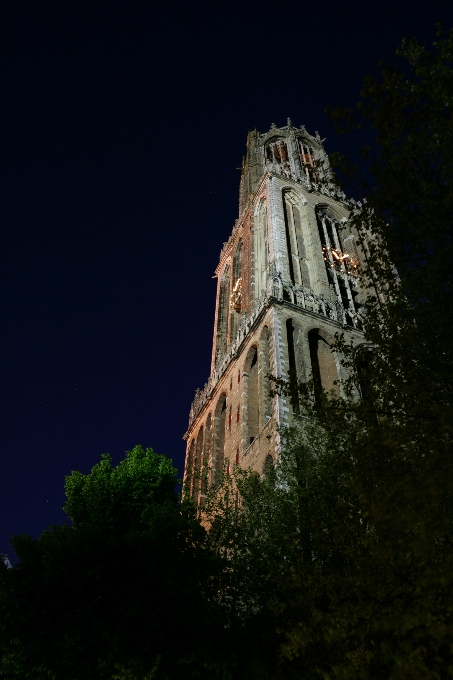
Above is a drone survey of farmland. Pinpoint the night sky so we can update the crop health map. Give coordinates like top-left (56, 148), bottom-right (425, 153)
top-left (2, 1), bottom-right (452, 561)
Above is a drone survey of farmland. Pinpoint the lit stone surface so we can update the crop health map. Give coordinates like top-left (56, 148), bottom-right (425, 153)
top-left (184, 122), bottom-right (367, 500)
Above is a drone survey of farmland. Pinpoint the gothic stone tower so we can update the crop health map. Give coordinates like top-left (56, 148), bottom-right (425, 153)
top-left (184, 119), bottom-right (366, 501)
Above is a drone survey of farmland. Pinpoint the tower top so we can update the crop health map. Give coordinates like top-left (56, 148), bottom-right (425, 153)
top-left (239, 120), bottom-right (336, 216)
top-left (183, 119), bottom-right (366, 494)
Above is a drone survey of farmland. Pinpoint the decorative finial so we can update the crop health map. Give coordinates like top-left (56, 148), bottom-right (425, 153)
top-left (270, 122), bottom-right (276, 129)
top-left (315, 131), bottom-right (321, 142)
top-left (287, 117), bottom-right (292, 127)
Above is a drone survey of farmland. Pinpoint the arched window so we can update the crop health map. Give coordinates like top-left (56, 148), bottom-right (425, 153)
top-left (308, 328), bottom-right (339, 399)
top-left (230, 239), bottom-right (243, 340)
top-left (282, 192), bottom-right (298, 286)
top-left (245, 346), bottom-right (259, 444)
top-left (232, 238), bottom-right (242, 282)
top-left (253, 201), bottom-right (268, 300)
top-left (265, 138), bottom-right (290, 174)
top-left (201, 414), bottom-right (212, 501)
top-left (216, 264), bottom-right (230, 361)
top-left (185, 439), bottom-right (195, 496)
top-left (286, 319), bottom-right (297, 374)
top-left (213, 394), bottom-right (227, 484)
top-left (260, 326), bottom-right (272, 427)
top-left (316, 209), bottom-right (361, 326)
top-left (282, 189), bottom-right (312, 289)
top-left (283, 190), bottom-right (311, 288)
top-left (355, 346), bottom-right (374, 403)
top-left (286, 318), bottom-right (299, 410)
top-left (192, 426), bottom-right (204, 501)
top-left (298, 140), bottom-right (321, 183)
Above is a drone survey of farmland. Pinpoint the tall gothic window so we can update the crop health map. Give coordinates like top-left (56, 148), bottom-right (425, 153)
top-left (298, 140), bottom-right (314, 166)
top-left (286, 318), bottom-right (299, 409)
top-left (216, 264), bottom-right (230, 360)
top-left (286, 318), bottom-right (297, 370)
top-left (316, 209), bottom-right (361, 326)
top-left (253, 201), bottom-right (268, 299)
top-left (265, 138), bottom-right (291, 177)
top-left (259, 326), bottom-right (272, 428)
top-left (266, 138), bottom-right (289, 164)
top-left (355, 346), bottom-right (374, 404)
top-left (245, 346), bottom-right (259, 445)
top-left (230, 239), bottom-right (243, 340)
top-left (282, 190), bottom-right (312, 289)
top-left (298, 140), bottom-right (323, 183)
top-left (192, 426), bottom-right (204, 501)
top-left (283, 197), bottom-right (296, 285)
top-left (263, 454), bottom-right (274, 477)
top-left (308, 328), bottom-right (339, 399)
top-left (232, 238), bottom-right (242, 281)
top-left (201, 413), bottom-right (212, 502)
top-left (213, 394), bottom-right (227, 485)
top-left (185, 439), bottom-right (195, 496)
top-left (283, 189), bottom-right (310, 287)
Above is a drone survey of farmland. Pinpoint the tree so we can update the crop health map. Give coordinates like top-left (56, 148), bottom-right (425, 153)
top-left (0, 446), bottom-right (221, 680)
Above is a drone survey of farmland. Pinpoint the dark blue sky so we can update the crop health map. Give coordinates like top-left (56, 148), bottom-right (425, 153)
top-left (1, 1), bottom-right (452, 561)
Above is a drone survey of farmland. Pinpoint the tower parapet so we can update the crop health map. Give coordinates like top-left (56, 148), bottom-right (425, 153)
top-left (184, 121), bottom-right (367, 497)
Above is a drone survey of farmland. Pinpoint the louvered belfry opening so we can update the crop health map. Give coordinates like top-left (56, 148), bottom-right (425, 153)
top-left (316, 209), bottom-right (361, 327)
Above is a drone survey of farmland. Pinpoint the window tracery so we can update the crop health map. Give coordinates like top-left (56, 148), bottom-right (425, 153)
top-left (265, 138), bottom-right (291, 176)
top-left (245, 346), bottom-right (259, 445)
top-left (215, 264), bottom-right (230, 361)
top-left (253, 200), bottom-right (268, 299)
top-left (230, 239), bottom-right (243, 339)
top-left (213, 394), bottom-right (227, 485)
top-left (316, 209), bottom-right (361, 326)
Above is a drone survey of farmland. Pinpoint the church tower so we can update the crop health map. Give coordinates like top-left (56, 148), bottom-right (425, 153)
top-left (184, 120), bottom-right (366, 501)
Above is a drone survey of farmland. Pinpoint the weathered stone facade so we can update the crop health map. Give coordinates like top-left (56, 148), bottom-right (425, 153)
top-left (184, 120), bottom-right (368, 500)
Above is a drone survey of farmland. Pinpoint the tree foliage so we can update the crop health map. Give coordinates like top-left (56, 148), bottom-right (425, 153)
top-left (0, 446), bottom-right (219, 680)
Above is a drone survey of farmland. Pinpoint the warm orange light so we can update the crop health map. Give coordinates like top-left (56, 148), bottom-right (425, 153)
top-left (322, 246), bottom-right (358, 275)
top-left (230, 277), bottom-right (242, 312)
